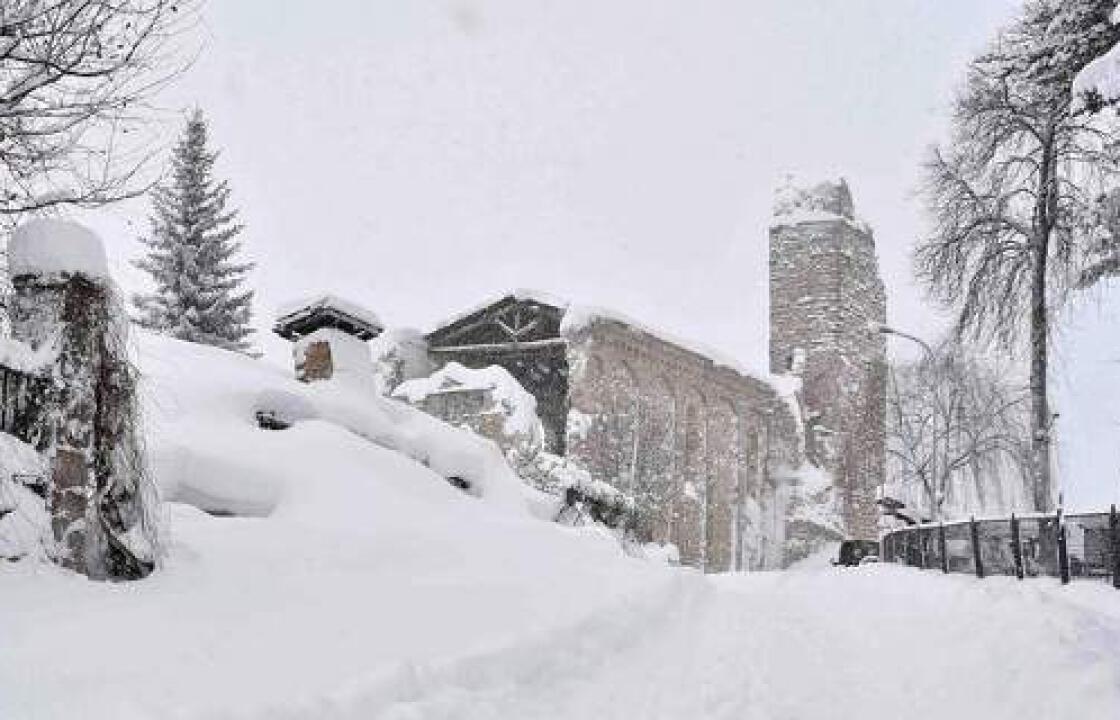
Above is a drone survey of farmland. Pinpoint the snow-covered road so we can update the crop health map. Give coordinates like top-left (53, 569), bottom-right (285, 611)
top-left (380, 566), bottom-right (1120, 720)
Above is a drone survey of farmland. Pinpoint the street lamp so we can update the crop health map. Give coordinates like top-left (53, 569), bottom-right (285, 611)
top-left (869, 321), bottom-right (935, 361)
top-left (870, 322), bottom-right (942, 523)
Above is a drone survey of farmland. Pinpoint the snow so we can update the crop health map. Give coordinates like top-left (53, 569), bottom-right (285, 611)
top-left (524, 450), bottom-right (635, 510)
top-left (0, 434), bottom-right (50, 560)
top-left (1072, 5), bottom-right (1120, 103)
top-left (294, 326), bottom-right (377, 390)
top-left (137, 332), bottom-right (541, 516)
top-left (770, 174), bottom-right (871, 233)
top-left (0, 336), bottom-right (56, 374)
top-left (769, 370), bottom-right (804, 435)
top-left (561, 302), bottom-right (768, 378)
top-left (393, 361), bottom-right (543, 440)
top-left (368, 326), bottom-right (432, 394)
top-left (1075, 41), bottom-right (1120, 103)
top-left (275, 293), bottom-right (384, 333)
top-left (0, 331), bottom-right (674, 717)
top-left (8, 218), bottom-right (109, 281)
top-left (3, 332), bottom-right (1120, 719)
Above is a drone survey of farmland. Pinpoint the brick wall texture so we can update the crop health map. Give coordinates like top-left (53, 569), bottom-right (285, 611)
top-left (769, 180), bottom-right (886, 540)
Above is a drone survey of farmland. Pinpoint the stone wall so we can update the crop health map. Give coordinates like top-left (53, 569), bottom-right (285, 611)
top-left (769, 179), bottom-right (886, 541)
top-left (565, 318), bottom-right (800, 571)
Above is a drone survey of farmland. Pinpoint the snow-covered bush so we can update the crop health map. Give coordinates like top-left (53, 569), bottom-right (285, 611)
top-left (369, 327), bottom-right (433, 395)
top-left (0, 434), bottom-right (50, 561)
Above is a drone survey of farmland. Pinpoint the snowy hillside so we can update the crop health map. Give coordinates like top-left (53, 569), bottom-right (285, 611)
top-left (2, 333), bottom-right (1119, 719)
top-left (1, 333), bottom-right (675, 718)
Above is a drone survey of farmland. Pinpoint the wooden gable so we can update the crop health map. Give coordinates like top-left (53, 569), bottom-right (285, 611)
top-left (426, 295), bottom-right (566, 349)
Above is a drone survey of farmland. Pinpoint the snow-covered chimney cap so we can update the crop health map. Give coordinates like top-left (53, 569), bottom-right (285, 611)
top-left (273, 294), bottom-right (383, 341)
top-left (9, 218), bottom-right (109, 282)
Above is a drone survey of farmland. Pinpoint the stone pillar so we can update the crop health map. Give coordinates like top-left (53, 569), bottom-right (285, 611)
top-left (8, 219), bottom-right (155, 579)
top-left (11, 274), bottom-right (108, 575)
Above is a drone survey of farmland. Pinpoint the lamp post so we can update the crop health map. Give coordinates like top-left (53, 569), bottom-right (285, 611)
top-left (870, 322), bottom-right (942, 524)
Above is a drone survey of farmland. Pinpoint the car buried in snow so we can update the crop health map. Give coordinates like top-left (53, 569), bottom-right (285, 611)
top-left (833, 539), bottom-right (880, 567)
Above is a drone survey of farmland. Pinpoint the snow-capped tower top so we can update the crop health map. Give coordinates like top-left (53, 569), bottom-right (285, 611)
top-left (772, 176), bottom-right (859, 226)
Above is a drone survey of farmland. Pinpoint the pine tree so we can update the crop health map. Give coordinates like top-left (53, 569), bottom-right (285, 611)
top-left (132, 109), bottom-right (255, 352)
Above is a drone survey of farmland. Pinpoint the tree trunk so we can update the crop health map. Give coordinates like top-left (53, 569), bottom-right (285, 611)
top-left (1030, 133), bottom-right (1055, 512)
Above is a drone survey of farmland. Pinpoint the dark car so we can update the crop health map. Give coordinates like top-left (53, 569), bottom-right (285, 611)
top-left (835, 539), bottom-right (880, 567)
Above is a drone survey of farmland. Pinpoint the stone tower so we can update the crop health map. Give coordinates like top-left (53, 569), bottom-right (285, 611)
top-left (768, 178), bottom-right (886, 539)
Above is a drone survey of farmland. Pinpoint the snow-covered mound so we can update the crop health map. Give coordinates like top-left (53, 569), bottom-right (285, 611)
top-left (394, 360), bottom-right (544, 442)
top-left (142, 333), bottom-right (544, 516)
top-left (0, 332), bottom-right (674, 719)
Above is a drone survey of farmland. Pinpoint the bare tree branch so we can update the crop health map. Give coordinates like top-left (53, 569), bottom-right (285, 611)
top-left (0, 0), bottom-right (195, 224)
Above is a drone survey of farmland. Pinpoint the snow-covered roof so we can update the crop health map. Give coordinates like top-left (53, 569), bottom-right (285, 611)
top-left (274, 294), bottom-right (384, 341)
top-left (429, 288), bottom-right (793, 396)
top-left (8, 218), bottom-right (109, 281)
top-left (559, 303), bottom-right (772, 379)
top-left (429, 288), bottom-right (568, 335)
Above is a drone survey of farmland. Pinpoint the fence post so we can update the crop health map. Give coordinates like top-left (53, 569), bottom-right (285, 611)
top-left (1057, 509), bottom-right (1070, 585)
top-left (1110, 505), bottom-right (1119, 590)
top-left (970, 517), bottom-right (984, 579)
top-left (1010, 513), bottom-right (1024, 581)
top-left (939, 522), bottom-right (949, 574)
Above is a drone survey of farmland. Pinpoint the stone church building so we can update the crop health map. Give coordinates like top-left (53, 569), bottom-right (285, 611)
top-left (275, 178), bottom-right (887, 570)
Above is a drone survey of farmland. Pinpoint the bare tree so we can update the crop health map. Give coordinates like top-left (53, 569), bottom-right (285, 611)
top-left (914, 0), bottom-right (1120, 511)
top-left (0, 0), bottom-right (190, 220)
top-left (886, 343), bottom-right (1031, 521)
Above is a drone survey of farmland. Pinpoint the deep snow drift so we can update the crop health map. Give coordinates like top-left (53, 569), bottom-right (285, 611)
top-left (1, 333), bottom-right (673, 718)
top-left (2, 333), bottom-right (1119, 720)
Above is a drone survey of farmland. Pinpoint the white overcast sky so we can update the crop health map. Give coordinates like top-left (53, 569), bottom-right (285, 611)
top-left (82, 0), bottom-right (1119, 509)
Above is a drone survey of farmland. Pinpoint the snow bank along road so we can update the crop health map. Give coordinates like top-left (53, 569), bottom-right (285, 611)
top-left (3, 334), bottom-right (1119, 719)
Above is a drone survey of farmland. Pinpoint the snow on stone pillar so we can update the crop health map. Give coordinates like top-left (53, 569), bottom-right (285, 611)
top-left (8, 219), bottom-right (157, 579)
top-left (273, 295), bottom-right (383, 385)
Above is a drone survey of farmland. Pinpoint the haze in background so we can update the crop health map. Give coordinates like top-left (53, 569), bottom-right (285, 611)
top-left (82, 0), bottom-right (1118, 508)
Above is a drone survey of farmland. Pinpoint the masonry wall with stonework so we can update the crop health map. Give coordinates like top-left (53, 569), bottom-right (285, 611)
top-left (564, 318), bottom-right (800, 572)
top-left (423, 292), bottom-right (803, 571)
top-left (769, 179), bottom-right (886, 540)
